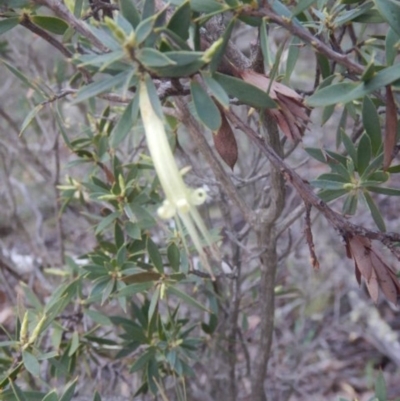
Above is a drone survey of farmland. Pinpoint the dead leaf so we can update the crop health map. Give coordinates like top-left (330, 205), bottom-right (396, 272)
top-left (213, 106), bottom-right (238, 170)
top-left (239, 70), bottom-right (309, 141)
top-left (383, 85), bottom-right (397, 170)
top-left (346, 235), bottom-right (400, 304)
top-left (348, 236), bottom-right (373, 281)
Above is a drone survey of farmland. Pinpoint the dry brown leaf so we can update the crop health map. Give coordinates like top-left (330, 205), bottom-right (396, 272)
top-left (213, 107), bottom-right (238, 170)
top-left (348, 236), bottom-right (373, 281)
top-left (371, 251), bottom-right (400, 304)
top-left (383, 85), bottom-right (398, 170)
top-left (239, 70), bottom-right (309, 141)
top-left (366, 268), bottom-right (380, 303)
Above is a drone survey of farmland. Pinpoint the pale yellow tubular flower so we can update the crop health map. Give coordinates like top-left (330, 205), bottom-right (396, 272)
top-left (139, 77), bottom-right (219, 277)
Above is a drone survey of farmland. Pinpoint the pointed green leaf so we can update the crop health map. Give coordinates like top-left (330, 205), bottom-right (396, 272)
top-left (130, 348), bottom-right (156, 373)
top-left (10, 381), bottom-right (27, 401)
top-left (135, 15), bottom-right (156, 45)
top-left (190, 0), bottom-right (225, 13)
top-left (138, 48), bottom-right (176, 67)
top-left (305, 147), bottom-right (327, 163)
top-left (386, 28), bottom-right (400, 66)
top-left (31, 16), bottom-right (68, 35)
top-left (117, 281), bottom-right (153, 297)
top-left (119, 0), bottom-right (140, 28)
top-left (191, 80), bottom-right (222, 131)
top-left (59, 379), bottom-right (77, 401)
top-left (363, 191), bottom-right (386, 231)
top-left (167, 286), bottom-right (209, 312)
top-left (285, 36), bottom-right (300, 83)
top-left (342, 193), bottom-right (358, 215)
top-left (311, 180), bottom-right (348, 190)
top-left (95, 211), bottom-right (121, 235)
top-left (341, 131), bottom-right (358, 168)
top-left (374, 370), bottom-right (387, 400)
top-left (68, 331), bottom-right (80, 357)
top-left (374, 0), bottom-right (400, 36)
top-left (357, 134), bottom-right (372, 175)
top-left (73, 71), bottom-right (130, 104)
top-left (209, 18), bottom-right (235, 73)
top-left (214, 72), bottom-right (276, 109)
top-left (167, 1), bottom-right (191, 40)
top-left (22, 350), bottom-right (40, 377)
top-left (110, 96), bottom-right (140, 148)
top-left (19, 104), bottom-right (43, 136)
top-left (147, 237), bottom-right (164, 273)
top-left (366, 186), bottom-right (400, 196)
top-left (42, 391), bottom-right (59, 401)
top-left (167, 242), bottom-right (180, 271)
top-left (292, 0), bottom-right (316, 16)
top-left (318, 189), bottom-right (348, 202)
top-left (362, 97), bottom-right (382, 155)
top-left (202, 72), bottom-right (230, 108)
top-left (0, 17), bottom-right (19, 35)
top-left (308, 64), bottom-right (400, 107)
top-left (148, 285), bottom-right (160, 322)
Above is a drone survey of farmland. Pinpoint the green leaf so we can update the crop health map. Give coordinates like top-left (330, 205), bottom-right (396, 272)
top-left (119, 0), bottom-right (140, 28)
top-left (363, 191), bottom-right (386, 231)
top-left (125, 221), bottom-right (141, 240)
top-left (202, 72), bottom-right (230, 109)
top-left (317, 173), bottom-right (349, 183)
top-left (130, 348), bottom-right (156, 373)
top-left (22, 350), bottom-right (40, 377)
top-left (84, 309), bottom-right (112, 326)
top-left (31, 16), bottom-right (68, 35)
top-left (305, 147), bottom-right (327, 163)
top-left (260, 19), bottom-right (274, 69)
top-left (209, 18), bottom-right (235, 73)
top-left (318, 189), bottom-right (348, 202)
top-left (190, 80), bottom-right (222, 131)
top-left (341, 131), bottom-right (358, 168)
top-left (167, 242), bottom-right (180, 271)
top-left (0, 17), bottom-right (19, 36)
top-left (110, 96), bottom-right (140, 148)
top-left (366, 186), bottom-right (400, 196)
top-left (1, 59), bottom-right (46, 99)
top-left (93, 392), bottom-right (101, 401)
top-left (95, 211), bottom-right (121, 235)
top-left (386, 28), bottom-right (400, 66)
top-left (148, 286), bottom-right (160, 322)
top-left (135, 15), bottom-right (156, 45)
top-left (362, 97), bottom-right (382, 156)
top-left (306, 82), bottom-right (357, 107)
top-left (308, 64), bottom-right (400, 107)
top-left (117, 281), bottom-right (153, 297)
top-left (285, 36), bottom-right (300, 83)
top-left (342, 193), bottom-right (358, 215)
top-left (59, 379), bottom-right (77, 401)
top-left (311, 180), bottom-right (348, 190)
top-left (138, 48), bottom-right (176, 67)
top-left (357, 134), bottom-right (372, 175)
top-left (360, 153), bottom-right (383, 179)
top-left (68, 331), bottom-right (80, 357)
top-left (292, 0), bottom-right (316, 16)
top-left (19, 104), bottom-right (43, 136)
top-left (142, 74), bottom-right (163, 120)
top-left (142, 0), bottom-right (155, 20)
top-left (374, 0), bottom-right (400, 36)
top-left (190, 0), bottom-right (225, 13)
top-left (214, 72), bottom-right (276, 109)
top-left (73, 71), bottom-right (130, 104)
top-left (10, 381), bottom-right (27, 401)
top-left (42, 391), bottom-right (59, 401)
top-left (167, 286), bottom-right (209, 312)
top-left (167, 1), bottom-right (191, 40)
top-left (147, 237), bottom-right (164, 273)
top-left (374, 370), bottom-right (387, 400)
top-left (101, 278), bottom-right (115, 305)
